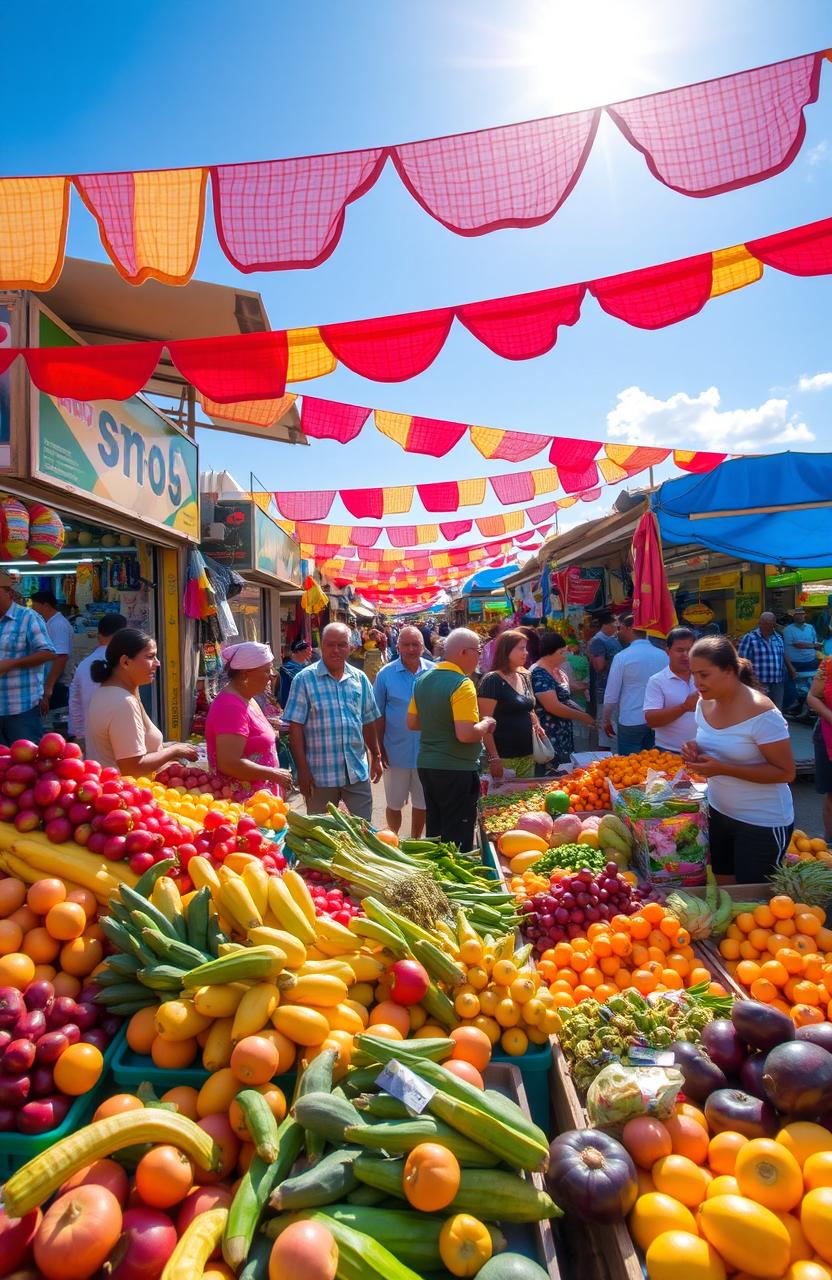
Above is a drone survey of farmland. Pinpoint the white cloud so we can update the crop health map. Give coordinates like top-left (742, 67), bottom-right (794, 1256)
top-left (799, 372), bottom-right (832, 392)
top-left (606, 385), bottom-right (815, 453)
top-left (807, 140), bottom-right (830, 167)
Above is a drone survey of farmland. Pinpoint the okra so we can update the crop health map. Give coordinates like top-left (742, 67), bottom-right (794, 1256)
top-left (353, 1155), bottom-right (561, 1221)
top-left (292, 1091), bottom-right (362, 1144)
top-left (344, 1118), bottom-right (498, 1166)
top-left (223, 1116), bottom-right (303, 1270)
top-left (270, 1146), bottom-right (360, 1210)
top-left (235, 1088), bottom-right (279, 1164)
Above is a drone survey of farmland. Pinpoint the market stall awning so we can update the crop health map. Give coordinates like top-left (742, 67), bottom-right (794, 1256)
top-left (652, 452), bottom-right (832, 567)
top-left (460, 565), bottom-right (519, 595)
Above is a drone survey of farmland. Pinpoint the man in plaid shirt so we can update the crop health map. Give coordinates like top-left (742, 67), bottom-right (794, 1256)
top-left (738, 612), bottom-right (791, 709)
top-left (284, 622), bottom-right (382, 821)
top-left (0, 572), bottom-right (55, 745)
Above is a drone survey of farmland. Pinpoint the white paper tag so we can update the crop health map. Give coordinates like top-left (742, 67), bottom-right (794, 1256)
top-left (375, 1059), bottom-right (436, 1115)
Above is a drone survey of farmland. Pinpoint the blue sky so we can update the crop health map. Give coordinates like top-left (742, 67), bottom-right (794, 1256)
top-left (5, 0), bottom-right (832, 553)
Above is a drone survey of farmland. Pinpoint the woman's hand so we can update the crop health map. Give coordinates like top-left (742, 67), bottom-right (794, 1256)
top-left (580, 710), bottom-right (595, 727)
top-left (684, 754), bottom-right (724, 778)
top-left (489, 758), bottom-right (505, 780)
top-left (171, 742), bottom-right (199, 762)
top-left (274, 768), bottom-right (293, 789)
top-left (680, 739), bottom-right (703, 764)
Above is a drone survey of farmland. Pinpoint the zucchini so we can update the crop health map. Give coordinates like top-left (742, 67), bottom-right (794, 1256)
top-left (182, 947), bottom-right (282, 988)
top-left (318, 1205), bottom-right (506, 1272)
top-left (411, 937), bottom-right (467, 987)
top-left (345, 1184), bottom-right (389, 1206)
top-left (222, 1115), bottom-right (303, 1270)
top-left (266, 1212), bottom-right (423, 1280)
top-left (270, 1146), bottom-right (360, 1209)
top-left (291, 1091), bottom-right (362, 1144)
top-left (185, 885), bottom-right (211, 953)
top-left (235, 1088), bottom-right (279, 1164)
top-left (354, 1093), bottom-right (410, 1119)
top-left (427, 1088), bottom-right (547, 1171)
top-left (133, 855), bottom-right (177, 897)
top-left (140, 928), bottom-right (208, 970)
top-left (238, 1231), bottom-right (272, 1280)
top-left (353, 1155), bottom-right (562, 1222)
top-left (344, 1118), bottom-right (498, 1166)
top-left (350, 1036), bottom-right (454, 1067)
top-left (293, 1047), bottom-right (337, 1162)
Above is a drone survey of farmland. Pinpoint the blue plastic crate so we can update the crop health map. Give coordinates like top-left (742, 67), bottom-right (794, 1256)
top-left (111, 1034), bottom-right (296, 1098)
top-left (0, 1026), bottom-right (126, 1178)
top-left (492, 1038), bottom-right (552, 1131)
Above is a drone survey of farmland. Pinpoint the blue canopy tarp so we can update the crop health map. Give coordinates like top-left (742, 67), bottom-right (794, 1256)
top-left (460, 565), bottom-right (520, 596)
top-left (651, 452), bottom-right (832, 568)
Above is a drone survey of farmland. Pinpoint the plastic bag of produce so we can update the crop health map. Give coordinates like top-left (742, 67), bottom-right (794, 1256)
top-left (586, 1062), bottom-right (683, 1130)
top-left (609, 772), bottom-right (708, 888)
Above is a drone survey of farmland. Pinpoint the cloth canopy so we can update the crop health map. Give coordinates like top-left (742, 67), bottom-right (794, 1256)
top-left (461, 565), bottom-right (520, 595)
top-left (651, 451), bottom-right (832, 567)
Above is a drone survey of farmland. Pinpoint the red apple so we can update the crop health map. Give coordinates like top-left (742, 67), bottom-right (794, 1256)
top-left (38, 731), bottom-right (66, 759)
top-left (100, 766), bottom-right (121, 782)
top-left (18, 789), bottom-right (36, 811)
top-left (14, 810), bottom-right (40, 832)
top-left (45, 817), bottom-right (73, 844)
top-left (102, 835), bottom-right (127, 860)
top-left (124, 830), bottom-right (154, 855)
top-left (7, 763), bottom-right (37, 785)
top-left (10, 739), bottom-right (38, 763)
top-left (94, 793), bottom-right (122, 815)
top-left (77, 778), bottom-right (102, 803)
top-left (101, 809), bottom-right (132, 836)
top-left (56, 758), bottom-right (85, 782)
top-left (86, 831), bottom-right (108, 855)
top-left (129, 852), bottom-right (155, 875)
top-left (42, 803), bottom-right (67, 823)
top-left (62, 742), bottom-right (83, 760)
top-left (0, 796), bottom-right (18, 820)
top-left (1, 780), bottom-right (25, 798)
top-left (33, 777), bottom-right (62, 808)
top-left (73, 823), bottom-right (92, 846)
top-left (68, 802), bottom-right (93, 825)
top-left (83, 759), bottom-right (102, 776)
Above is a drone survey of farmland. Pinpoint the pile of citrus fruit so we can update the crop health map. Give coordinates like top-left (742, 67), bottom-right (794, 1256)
top-left (718, 895), bottom-right (832, 1024)
top-left (537, 901), bottom-right (723, 1008)
top-left (556, 749), bottom-right (701, 813)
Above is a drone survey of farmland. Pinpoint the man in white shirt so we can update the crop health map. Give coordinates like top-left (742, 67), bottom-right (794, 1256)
top-left (783, 606), bottom-right (819, 713)
top-left (31, 591), bottom-right (76, 714)
top-left (603, 615), bottom-right (669, 756)
top-left (67, 612), bottom-right (127, 746)
top-left (643, 626), bottom-right (698, 753)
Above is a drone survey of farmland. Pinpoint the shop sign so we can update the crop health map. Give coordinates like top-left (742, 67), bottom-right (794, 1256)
top-left (699, 571), bottom-right (740, 591)
top-left (683, 603), bottom-right (715, 625)
top-left (200, 500), bottom-right (255, 569)
top-left (560, 566), bottom-right (603, 606)
top-left (735, 591), bottom-right (761, 623)
top-left (32, 311), bottom-right (198, 538)
top-left (255, 504), bottom-right (301, 586)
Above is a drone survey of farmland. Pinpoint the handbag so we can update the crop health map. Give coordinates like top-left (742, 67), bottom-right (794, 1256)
top-left (532, 731), bottom-right (555, 764)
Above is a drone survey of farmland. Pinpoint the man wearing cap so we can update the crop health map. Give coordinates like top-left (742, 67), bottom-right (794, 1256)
top-left (278, 637), bottom-right (312, 708)
top-left (0, 572), bottom-right (55, 746)
top-left (373, 625), bottom-right (433, 838)
top-left (284, 622), bottom-right (382, 821)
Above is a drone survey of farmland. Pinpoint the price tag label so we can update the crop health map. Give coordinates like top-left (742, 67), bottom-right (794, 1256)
top-left (375, 1059), bottom-right (436, 1114)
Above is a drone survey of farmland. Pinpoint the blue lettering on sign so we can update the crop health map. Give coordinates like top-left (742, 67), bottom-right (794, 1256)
top-left (95, 409), bottom-right (190, 513)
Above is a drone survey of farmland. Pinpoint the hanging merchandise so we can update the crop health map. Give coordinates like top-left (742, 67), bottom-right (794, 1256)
top-left (183, 548), bottom-right (218, 620)
top-left (300, 575), bottom-right (328, 614)
top-left (0, 494), bottom-right (29, 558)
top-left (25, 502), bottom-right (64, 564)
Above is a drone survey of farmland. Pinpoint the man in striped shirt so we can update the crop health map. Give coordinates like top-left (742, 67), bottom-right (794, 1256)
top-left (0, 572), bottom-right (55, 746)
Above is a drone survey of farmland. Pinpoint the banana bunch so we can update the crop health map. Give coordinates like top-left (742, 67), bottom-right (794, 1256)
top-left (0, 824), bottom-right (137, 905)
top-left (665, 869), bottom-right (733, 940)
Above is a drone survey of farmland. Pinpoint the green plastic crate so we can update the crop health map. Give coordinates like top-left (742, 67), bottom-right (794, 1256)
top-left (0, 1027), bottom-right (126, 1178)
top-left (111, 1035), bottom-right (295, 1098)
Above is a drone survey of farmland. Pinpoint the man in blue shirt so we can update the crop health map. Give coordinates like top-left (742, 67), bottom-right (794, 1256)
top-left (284, 622), bottom-right (381, 821)
top-left (0, 573), bottom-right (55, 746)
top-left (374, 625), bottom-right (433, 837)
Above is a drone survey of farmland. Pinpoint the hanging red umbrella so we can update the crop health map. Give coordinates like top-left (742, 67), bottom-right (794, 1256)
top-left (632, 510), bottom-right (676, 635)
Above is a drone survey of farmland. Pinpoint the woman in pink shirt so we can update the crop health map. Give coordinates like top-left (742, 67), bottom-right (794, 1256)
top-left (205, 642), bottom-right (293, 800)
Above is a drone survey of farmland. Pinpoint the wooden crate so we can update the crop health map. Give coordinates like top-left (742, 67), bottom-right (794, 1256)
top-left (486, 1061), bottom-right (563, 1279)
top-left (549, 1041), bottom-right (643, 1280)
top-left (686, 883), bottom-right (770, 1000)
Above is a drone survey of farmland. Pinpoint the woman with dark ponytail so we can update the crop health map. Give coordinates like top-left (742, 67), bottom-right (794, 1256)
top-left (681, 635), bottom-right (795, 883)
top-left (86, 628), bottom-right (198, 775)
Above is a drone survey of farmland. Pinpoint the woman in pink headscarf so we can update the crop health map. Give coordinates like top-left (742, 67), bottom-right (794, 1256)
top-left (205, 642), bottom-right (293, 799)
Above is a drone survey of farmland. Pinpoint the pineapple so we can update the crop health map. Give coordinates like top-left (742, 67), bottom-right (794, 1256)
top-left (770, 858), bottom-right (832, 907)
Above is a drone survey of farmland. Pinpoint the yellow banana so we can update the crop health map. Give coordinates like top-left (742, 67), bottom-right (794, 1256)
top-left (277, 972), bottom-right (347, 1008)
top-left (267, 876), bottom-right (316, 944)
top-left (218, 879), bottom-right (263, 934)
top-left (281, 868), bottom-right (318, 928)
top-left (246, 926), bottom-right (307, 969)
top-left (347, 953), bottom-right (388, 983)
top-left (241, 860), bottom-right (270, 918)
top-left (202, 1016), bottom-right (234, 1071)
top-left (298, 958), bottom-right (355, 984)
top-left (189, 856), bottom-right (222, 896)
top-left (231, 982), bottom-right (280, 1041)
top-left (0, 850), bottom-right (97, 902)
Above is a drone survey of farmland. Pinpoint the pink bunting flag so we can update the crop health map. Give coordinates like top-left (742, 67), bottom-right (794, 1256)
top-left (300, 397), bottom-right (371, 442)
top-left (274, 490), bottom-right (336, 521)
top-left (548, 438), bottom-right (602, 492)
top-left (439, 520), bottom-right (473, 540)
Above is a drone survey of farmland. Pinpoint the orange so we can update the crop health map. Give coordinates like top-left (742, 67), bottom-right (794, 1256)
top-left (403, 1143), bottom-right (461, 1212)
top-left (0, 919), bottom-right (23, 955)
top-left (750, 977), bottom-right (778, 1003)
top-left (688, 967), bottom-right (712, 986)
top-left (151, 1035), bottom-right (198, 1069)
top-left (369, 1002), bottom-right (411, 1037)
top-left (797, 913), bottom-right (822, 937)
top-left (737, 960), bottom-right (762, 987)
top-left (770, 895), bottom-right (796, 919)
top-left (26, 877), bottom-right (66, 915)
top-left (792, 981), bottom-right (822, 1006)
top-left (661, 969), bottom-right (684, 990)
top-left (779, 949), bottom-right (805, 975)
top-left (652, 1154), bottom-right (712, 1207)
top-left (643, 902), bottom-right (666, 925)
top-left (719, 938), bottom-right (740, 960)
top-left (127, 1006), bottom-right (157, 1055)
top-left (135, 1144), bottom-right (194, 1208)
top-left (753, 904), bottom-right (776, 928)
top-left (632, 968), bottom-right (658, 994)
top-left (449, 1026), bottom-right (492, 1072)
top-left (708, 1131), bottom-right (748, 1175)
top-left (793, 1004), bottom-right (825, 1027)
top-left (45, 902), bottom-right (86, 942)
top-left (629, 916), bottom-right (651, 940)
top-left (60, 934), bottom-right (103, 977)
top-left (0, 952), bottom-right (35, 990)
top-left (736, 912), bottom-right (756, 933)
top-left (600, 955), bottom-right (621, 976)
top-left (760, 960), bottom-right (789, 988)
top-left (610, 933), bottom-right (632, 957)
top-left (0, 877), bottom-right (26, 915)
top-left (666, 1113), bottom-right (709, 1164)
top-left (750, 928), bottom-right (773, 952)
top-left (65, 887), bottom-right (97, 918)
top-left (740, 941), bottom-right (762, 961)
top-left (53, 1042), bottom-right (103, 1095)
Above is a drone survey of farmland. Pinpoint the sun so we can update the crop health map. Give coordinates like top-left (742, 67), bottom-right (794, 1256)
top-left (457, 1), bottom-right (673, 118)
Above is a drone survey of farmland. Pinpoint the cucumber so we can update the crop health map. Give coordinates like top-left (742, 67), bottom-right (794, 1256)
top-left (291, 1091), bottom-right (362, 1144)
top-left (120, 885), bottom-right (181, 940)
top-left (354, 1094), bottom-right (410, 1119)
top-left (270, 1147), bottom-right (360, 1210)
top-left (293, 1047), bottom-right (337, 1162)
top-left (235, 1088), bottom-right (279, 1164)
top-left (353, 1155), bottom-right (562, 1222)
top-left (139, 928), bottom-right (209, 970)
top-left (317, 1205), bottom-right (506, 1272)
top-left (238, 1231), bottom-right (272, 1280)
top-left (185, 886), bottom-right (211, 953)
top-left (345, 1184), bottom-right (389, 1206)
top-left (134, 856), bottom-right (177, 898)
top-left (351, 1035), bottom-right (454, 1066)
top-left (344, 1118), bottom-right (498, 1166)
top-left (265, 1212), bottom-right (422, 1280)
top-left (223, 1116), bottom-right (303, 1271)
